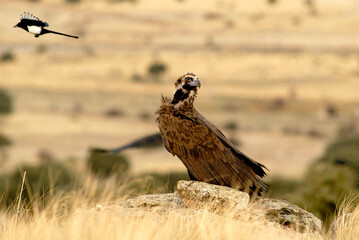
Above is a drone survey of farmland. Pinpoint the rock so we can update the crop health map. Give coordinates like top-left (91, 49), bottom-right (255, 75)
top-left (247, 198), bottom-right (322, 234)
top-left (76, 193), bottom-right (185, 219)
top-left (120, 193), bottom-right (185, 210)
top-left (86, 180), bottom-right (322, 237)
top-left (177, 180), bottom-right (322, 234)
top-left (177, 180), bottom-right (250, 213)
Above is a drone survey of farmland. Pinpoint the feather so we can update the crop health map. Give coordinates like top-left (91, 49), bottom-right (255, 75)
top-left (20, 12), bottom-right (49, 27)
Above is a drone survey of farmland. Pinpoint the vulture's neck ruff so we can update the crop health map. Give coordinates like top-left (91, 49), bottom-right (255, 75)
top-left (170, 73), bottom-right (201, 109)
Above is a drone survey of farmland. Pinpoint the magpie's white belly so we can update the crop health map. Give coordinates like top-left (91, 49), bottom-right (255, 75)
top-left (27, 25), bottom-right (42, 35)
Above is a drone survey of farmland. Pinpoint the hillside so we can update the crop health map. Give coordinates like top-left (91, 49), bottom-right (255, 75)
top-left (1, 0), bottom-right (359, 178)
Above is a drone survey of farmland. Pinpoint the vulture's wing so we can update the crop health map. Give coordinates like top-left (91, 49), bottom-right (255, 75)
top-left (196, 110), bottom-right (268, 177)
top-left (162, 109), bottom-right (267, 193)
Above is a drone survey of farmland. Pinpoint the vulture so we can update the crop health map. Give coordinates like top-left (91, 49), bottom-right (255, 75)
top-left (156, 72), bottom-right (268, 195)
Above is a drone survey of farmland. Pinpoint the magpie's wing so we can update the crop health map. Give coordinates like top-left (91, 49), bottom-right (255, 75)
top-left (20, 12), bottom-right (49, 27)
top-left (89, 133), bottom-right (162, 155)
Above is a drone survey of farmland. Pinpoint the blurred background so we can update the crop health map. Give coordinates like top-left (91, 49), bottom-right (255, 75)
top-left (1, 0), bottom-right (359, 227)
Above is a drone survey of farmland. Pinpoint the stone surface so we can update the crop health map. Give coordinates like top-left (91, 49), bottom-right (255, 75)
top-left (246, 198), bottom-right (322, 234)
top-left (119, 193), bottom-right (185, 210)
top-left (177, 180), bottom-right (321, 234)
top-left (76, 193), bottom-right (185, 219)
top-left (177, 180), bottom-right (250, 213)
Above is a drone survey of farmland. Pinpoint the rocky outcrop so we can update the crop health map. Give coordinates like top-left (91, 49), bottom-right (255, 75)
top-left (89, 180), bottom-right (322, 237)
top-left (120, 193), bottom-right (185, 210)
top-left (245, 197), bottom-right (322, 233)
top-left (177, 180), bottom-right (250, 213)
top-left (177, 180), bottom-right (321, 234)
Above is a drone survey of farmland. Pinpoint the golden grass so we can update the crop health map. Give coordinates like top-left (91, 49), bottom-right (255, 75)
top-left (328, 198), bottom-right (359, 240)
top-left (0, 174), bottom-right (358, 240)
top-left (0, 209), bottom-right (318, 240)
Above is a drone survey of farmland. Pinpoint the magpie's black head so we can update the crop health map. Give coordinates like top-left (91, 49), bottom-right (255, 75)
top-left (13, 21), bottom-right (26, 30)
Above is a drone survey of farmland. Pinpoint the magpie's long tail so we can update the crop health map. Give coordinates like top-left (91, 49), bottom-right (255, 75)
top-left (42, 29), bottom-right (79, 39)
top-left (89, 133), bottom-right (163, 155)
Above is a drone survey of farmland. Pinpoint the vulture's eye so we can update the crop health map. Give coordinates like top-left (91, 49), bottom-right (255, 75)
top-left (185, 77), bottom-right (193, 82)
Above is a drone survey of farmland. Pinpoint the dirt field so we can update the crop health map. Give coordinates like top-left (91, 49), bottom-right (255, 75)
top-left (1, 0), bottom-right (359, 178)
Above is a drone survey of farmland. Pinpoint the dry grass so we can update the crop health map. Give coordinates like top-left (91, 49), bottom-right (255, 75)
top-left (0, 175), bottom-right (358, 240)
top-left (330, 201), bottom-right (359, 240)
top-left (0, 211), bottom-right (318, 240)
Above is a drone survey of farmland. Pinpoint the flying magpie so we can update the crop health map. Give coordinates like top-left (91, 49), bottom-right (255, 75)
top-left (14, 12), bottom-right (79, 39)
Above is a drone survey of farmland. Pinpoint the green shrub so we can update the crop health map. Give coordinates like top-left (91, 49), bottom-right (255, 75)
top-left (36, 44), bottom-right (48, 54)
top-left (148, 61), bottom-right (167, 78)
top-left (132, 74), bottom-right (143, 82)
top-left (267, 136), bottom-right (359, 228)
top-left (206, 36), bottom-right (214, 47)
top-left (87, 152), bottom-right (130, 178)
top-left (0, 89), bottom-right (13, 115)
top-left (299, 136), bottom-right (359, 226)
top-left (138, 111), bottom-right (152, 121)
top-left (299, 163), bottom-right (357, 226)
top-left (265, 176), bottom-right (301, 201)
top-left (0, 134), bottom-right (11, 148)
top-left (319, 136), bottom-right (359, 173)
top-left (109, 0), bottom-right (136, 3)
top-left (0, 134), bottom-right (11, 163)
top-left (0, 162), bottom-right (74, 208)
top-left (129, 171), bottom-right (189, 195)
top-left (66, 0), bottom-right (81, 3)
top-left (1, 52), bottom-right (15, 63)
top-left (267, 0), bottom-right (277, 4)
top-left (337, 120), bottom-right (358, 138)
top-left (229, 137), bottom-right (240, 147)
top-left (224, 121), bottom-right (238, 131)
top-left (104, 108), bottom-right (125, 118)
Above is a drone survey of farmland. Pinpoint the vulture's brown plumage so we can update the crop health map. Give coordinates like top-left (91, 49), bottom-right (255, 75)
top-left (156, 73), bottom-right (268, 195)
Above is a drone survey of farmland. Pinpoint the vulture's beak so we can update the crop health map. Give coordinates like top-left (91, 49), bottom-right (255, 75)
top-left (189, 78), bottom-right (201, 88)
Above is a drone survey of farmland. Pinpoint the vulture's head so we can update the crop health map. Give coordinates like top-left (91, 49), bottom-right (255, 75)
top-left (174, 72), bottom-right (201, 91)
top-left (171, 72), bottom-right (201, 107)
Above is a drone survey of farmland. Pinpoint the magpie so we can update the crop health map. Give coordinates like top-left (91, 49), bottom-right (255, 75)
top-left (14, 12), bottom-right (79, 39)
